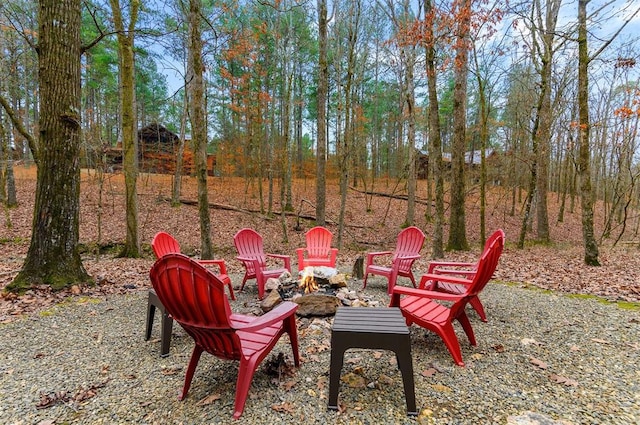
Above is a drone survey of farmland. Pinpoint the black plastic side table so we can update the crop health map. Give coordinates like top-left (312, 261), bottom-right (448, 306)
top-left (327, 306), bottom-right (417, 416)
top-left (145, 289), bottom-right (173, 357)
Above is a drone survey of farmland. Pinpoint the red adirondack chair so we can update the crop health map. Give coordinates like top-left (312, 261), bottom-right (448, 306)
top-left (146, 232), bottom-right (236, 357)
top-left (389, 232), bottom-right (504, 366)
top-left (423, 229), bottom-right (505, 322)
top-left (151, 231), bottom-right (234, 300)
top-left (296, 226), bottom-right (338, 269)
top-left (149, 253), bottom-right (300, 420)
top-left (362, 226), bottom-right (426, 294)
top-left (233, 228), bottom-right (292, 299)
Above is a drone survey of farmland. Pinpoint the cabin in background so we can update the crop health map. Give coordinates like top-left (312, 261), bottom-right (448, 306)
top-left (105, 123), bottom-right (215, 176)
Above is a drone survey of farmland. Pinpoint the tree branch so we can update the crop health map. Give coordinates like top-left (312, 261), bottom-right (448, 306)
top-left (0, 93), bottom-right (39, 165)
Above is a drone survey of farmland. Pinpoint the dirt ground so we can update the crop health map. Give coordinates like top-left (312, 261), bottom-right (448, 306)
top-left (0, 165), bottom-right (639, 322)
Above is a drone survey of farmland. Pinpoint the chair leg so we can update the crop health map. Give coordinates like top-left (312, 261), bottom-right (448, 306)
top-left (438, 323), bottom-right (465, 367)
top-left (233, 358), bottom-right (258, 419)
top-left (457, 311), bottom-right (477, 346)
top-left (227, 281), bottom-right (236, 301)
top-left (284, 316), bottom-right (300, 367)
top-left (179, 345), bottom-right (204, 401)
top-left (469, 296), bottom-right (487, 322)
top-left (362, 273), bottom-right (369, 290)
top-left (145, 303), bottom-right (155, 341)
top-left (160, 311), bottom-right (174, 357)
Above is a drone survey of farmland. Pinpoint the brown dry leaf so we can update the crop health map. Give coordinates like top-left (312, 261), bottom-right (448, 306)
top-left (421, 368), bottom-right (438, 377)
top-left (271, 401), bottom-right (295, 414)
top-left (196, 393), bottom-right (221, 406)
top-left (345, 356), bottom-right (362, 364)
top-left (549, 374), bottom-right (579, 387)
top-left (378, 374), bottom-right (394, 385)
top-left (33, 352), bottom-right (45, 359)
top-left (161, 366), bottom-right (182, 375)
top-left (431, 384), bottom-right (452, 393)
top-left (471, 353), bottom-right (483, 361)
top-left (492, 344), bottom-right (505, 353)
top-left (282, 380), bottom-right (297, 391)
top-left (530, 357), bottom-right (548, 369)
top-left (591, 338), bottom-right (611, 345)
top-left (341, 372), bottom-right (366, 388)
top-left (36, 391), bottom-right (69, 409)
top-left (100, 364), bottom-right (110, 375)
top-left (372, 351), bottom-right (384, 359)
top-left (352, 366), bottom-right (364, 375)
top-left (569, 345), bottom-right (580, 352)
top-left (316, 376), bottom-right (327, 391)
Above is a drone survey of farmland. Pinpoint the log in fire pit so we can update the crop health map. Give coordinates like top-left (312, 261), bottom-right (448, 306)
top-left (260, 267), bottom-right (378, 317)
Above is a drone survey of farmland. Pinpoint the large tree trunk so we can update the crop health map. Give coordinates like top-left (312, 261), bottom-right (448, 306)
top-left (188, 0), bottom-right (213, 259)
top-left (9, 0), bottom-right (90, 292)
top-left (447, 0), bottom-right (470, 251)
top-left (577, 0), bottom-right (600, 265)
top-left (315, 0), bottom-right (328, 226)
top-left (110, 0), bottom-right (141, 258)
top-left (425, 0), bottom-right (444, 259)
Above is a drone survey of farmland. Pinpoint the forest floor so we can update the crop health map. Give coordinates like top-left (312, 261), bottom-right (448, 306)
top-left (0, 164), bottom-right (639, 321)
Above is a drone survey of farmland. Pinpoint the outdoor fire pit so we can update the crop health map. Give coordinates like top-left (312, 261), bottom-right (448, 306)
top-left (260, 267), bottom-right (377, 317)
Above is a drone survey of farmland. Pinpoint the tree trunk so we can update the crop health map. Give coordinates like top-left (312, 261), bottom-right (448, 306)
top-left (9, 0), bottom-right (90, 292)
top-left (188, 0), bottom-right (213, 259)
top-left (110, 0), bottom-right (141, 258)
top-left (447, 0), bottom-right (470, 251)
top-left (577, 0), bottom-right (600, 265)
top-left (316, 0), bottom-right (328, 226)
top-left (425, 0), bottom-right (444, 258)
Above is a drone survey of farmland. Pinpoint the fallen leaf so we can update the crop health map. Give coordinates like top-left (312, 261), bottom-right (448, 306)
top-left (352, 366), bottom-right (364, 375)
top-left (569, 345), bottom-right (580, 352)
top-left (345, 356), bottom-right (361, 364)
top-left (283, 380), bottom-right (296, 391)
top-left (161, 367), bottom-right (182, 375)
top-left (378, 374), bottom-right (394, 385)
top-left (36, 420), bottom-right (55, 425)
top-left (421, 368), bottom-right (438, 377)
top-left (471, 353), bottom-right (483, 360)
top-left (521, 338), bottom-right (540, 346)
top-left (271, 402), bottom-right (295, 413)
top-left (530, 357), bottom-right (548, 369)
top-left (492, 344), bottom-right (505, 353)
top-left (549, 374), bottom-right (579, 387)
top-left (591, 338), bottom-right (611, 345)
top-left (432, 384), bottom-right (452, 392)
top-left (372, 351), bottom-right (384, 359)
top-left (196, 393), bottom-right (221, 406)
top-left (341, 372), bottom-right (366, 388)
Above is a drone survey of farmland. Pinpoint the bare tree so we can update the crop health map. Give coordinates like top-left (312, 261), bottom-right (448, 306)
top-left (109, 0), bottom-right (141, 257)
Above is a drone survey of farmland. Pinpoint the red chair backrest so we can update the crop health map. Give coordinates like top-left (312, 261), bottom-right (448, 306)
top-left (305, 226), bottom-right (333, 258)
top-left (234, 228), bottom-right (267, 268)
top-left (393, 226), bottom-right (426, 270)
top-left (448, 230), bottom-right (504, 317)
top-left (152, 231), bottom-right (181, 259)
top-left (150, 253), bottom-right (242, 360)
top-left (465, 230), bottom-right (505, 298)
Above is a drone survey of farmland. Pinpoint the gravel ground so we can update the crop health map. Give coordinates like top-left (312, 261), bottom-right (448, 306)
top-left (0, 274), bottom-right (639, 425)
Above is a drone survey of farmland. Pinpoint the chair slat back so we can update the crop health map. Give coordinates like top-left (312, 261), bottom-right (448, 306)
top-left (305, 226), bottom-right (333, 258)
top-left (151, 231), bottom-right (181, 259)
top-left (393, 226), bottom-right (426, 272)
top-left (234, 228), bottom-right (267, 272)
top-left (447, 230), bottom-right (504, 318)
top-left (150, 253), bottom-right (242, 360)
